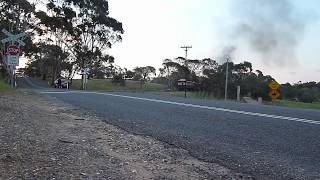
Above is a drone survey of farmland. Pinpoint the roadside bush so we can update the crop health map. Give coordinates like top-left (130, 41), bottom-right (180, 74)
top-left (132, 74), bottom-right (142, 81)
top-left (0, 66), bottom-right (7, 79)
top-left (297, 88), bottom-right (317, 103)
top-left (151, 77), bottom-right (167, 85)
top-left (112, 74), bottom-right (125, 86)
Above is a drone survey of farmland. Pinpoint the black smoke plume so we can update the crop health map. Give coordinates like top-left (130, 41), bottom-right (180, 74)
top-left (231, 0), bottom-right (307, 66)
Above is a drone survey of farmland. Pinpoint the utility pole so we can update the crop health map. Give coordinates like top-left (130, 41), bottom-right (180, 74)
top-left (181, 46), bottom-right (192, 98)
top-left (224, 58), bottom-right (229, 101)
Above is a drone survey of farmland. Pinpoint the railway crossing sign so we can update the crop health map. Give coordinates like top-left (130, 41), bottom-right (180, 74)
top-left (1, 29), bottom-right (27, 67)
top-left (1, 29), bottom-right (27, 46)
top-left (1, 29), bottom-right (27, 87)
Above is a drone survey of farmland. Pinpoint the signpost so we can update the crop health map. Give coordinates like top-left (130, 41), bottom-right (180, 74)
top-left (6, 44), bottom-right (20, 66)
top-left (80, 68), bottom-right (90, 90)
top-left (269, 80), bottom-right (281, 101)
top-left (1, 29), bottom-right (27, 87)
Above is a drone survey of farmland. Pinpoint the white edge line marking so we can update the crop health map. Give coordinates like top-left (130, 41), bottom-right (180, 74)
top-left (41, 91), bottom-right (320, 125)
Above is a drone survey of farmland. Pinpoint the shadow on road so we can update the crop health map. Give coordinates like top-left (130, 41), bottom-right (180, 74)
top-left (17, 77), bottom-right (52, 90)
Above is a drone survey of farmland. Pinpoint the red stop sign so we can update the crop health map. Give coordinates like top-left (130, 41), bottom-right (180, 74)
top-left (7, 44), bottom-right (20, 56)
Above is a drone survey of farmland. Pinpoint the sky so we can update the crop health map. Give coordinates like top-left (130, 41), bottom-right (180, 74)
top-left (19, 0), bottom-right (320, 83)
top-left (107, 0), bottom-right (320, 83)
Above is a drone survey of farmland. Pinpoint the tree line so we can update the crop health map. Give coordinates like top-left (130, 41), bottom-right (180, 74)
top-left (1, 0), bottom-right (319, 103)
top-left (153, 57), bottom-right (320, 103)
top-left (1, 0), bottom-right (123, 86)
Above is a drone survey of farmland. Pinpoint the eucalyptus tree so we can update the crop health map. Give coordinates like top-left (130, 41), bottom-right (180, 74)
top-left (36, 0), bottom-right (124, 88)
top-left (134, 66), bottom-right (156, 81)
top-left (186, 59), bottom-right (201, 75)
top-left (201, 58), bottom-right (218, 72)
top-left (133, 66), bottom-right (156, 88)
top-left (0, 0), bottom-right (35, 33)
top-left (42, 44), bottom-right (70, 84)
top-left (162, 59), bottom-right (181, 89)
top-left (0, 0), bottom-right (39, 58)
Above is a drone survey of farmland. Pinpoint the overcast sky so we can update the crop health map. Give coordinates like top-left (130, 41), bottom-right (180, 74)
top-left (107, 0), bottom-right (320, 83)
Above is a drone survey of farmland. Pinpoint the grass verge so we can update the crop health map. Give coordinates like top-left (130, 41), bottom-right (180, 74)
top-left (69, 79), bottom-right (320, 110)
top-left (155, 91), bottom-right (219, 100)
top-left (0, 80), bottom-right (12, 92)
top-left (70, 79), bottom-right (165, 92)
top-left (159, 92), bottom-right (320, 110)
top-left (273, 100), bottom-right (320, 110)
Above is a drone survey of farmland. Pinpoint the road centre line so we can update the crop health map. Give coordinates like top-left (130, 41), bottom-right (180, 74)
top-left (41, 91), bottom-right (320, 125)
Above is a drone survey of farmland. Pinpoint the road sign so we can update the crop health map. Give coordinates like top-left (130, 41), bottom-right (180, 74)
top-left (269, 80), bottom-right (280, 90)
top-left (1, 29), bottom-right (27, 46)
top-left (1, 33), bottom-right (26, 42)
top-left (80, 68), bottom-right (90, 75)
top-left (269, 89), bottom-right (280, 101)
top-left (6, 55), bottom-right (19, 66)
top-left (6, 44), bottom-right (19, 56)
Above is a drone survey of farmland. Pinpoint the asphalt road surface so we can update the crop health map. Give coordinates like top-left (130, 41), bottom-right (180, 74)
top-left (18, 77), bottom-right (320, 180)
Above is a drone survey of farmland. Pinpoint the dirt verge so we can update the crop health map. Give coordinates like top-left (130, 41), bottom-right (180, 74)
top-left (0, 90), bottom-right (254, 179)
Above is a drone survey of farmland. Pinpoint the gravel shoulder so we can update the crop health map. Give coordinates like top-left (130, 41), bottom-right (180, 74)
top-left (0, 90), bottom-right (253, 179)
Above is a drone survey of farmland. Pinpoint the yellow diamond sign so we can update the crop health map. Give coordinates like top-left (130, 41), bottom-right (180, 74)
top-left (269, 80), bottom-right (280, 90)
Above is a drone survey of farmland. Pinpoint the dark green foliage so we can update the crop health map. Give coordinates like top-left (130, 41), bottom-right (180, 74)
top-left (280, 82), bottom-right (319, 103)
top-left (158, 57), bottom-right (320, 103)
top-left (280, 83), bottom-right (298, 100)
top-left (124, 70), bottom-right (135, 79)
top-left (89, 55), bottom-right (115, 79)
top-left (159, 58), bottom-right (279, 100)
top-left (133, 73), bottom-right (143, 81)
top-left (151, 77), bottom-right (168, 85)
top-left (297, 88), bottom-right (317, 103)
top-left (18, 0), bottom-right (124, 84)
top-left (133, 66), bottom-right (156, 82)
top-left (112, 74), bottom-right (125, 86)
top-left (91, 68), bottom-right (106, 79)
top-left (24, 44), bottom-right (71, 84)
top-left (132, 66), bottom-right (156, 88)
top-left (0, 66), bottom-right (7, 79)
top-left (0, 0), bottom-right (38, 58)
top-left (24, 60), bottom-right (41, 77)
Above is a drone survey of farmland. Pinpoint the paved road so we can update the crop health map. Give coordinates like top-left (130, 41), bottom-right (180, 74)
top-left (19, 77), bottom-right (320, 180)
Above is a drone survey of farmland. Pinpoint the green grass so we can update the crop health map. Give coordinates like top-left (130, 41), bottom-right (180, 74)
top-left (0, 79), bottom-right (12, 92)
top-left (155, 91), bottom-right (219, 100)
top-left (159, 92), bottom-right (320, 110)
top-left (70, 79), bottom-right (165, 92)
top-left (68, 79), bottom-right (320, 110)
top-left (273, 100), bottom-right (320, 110)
